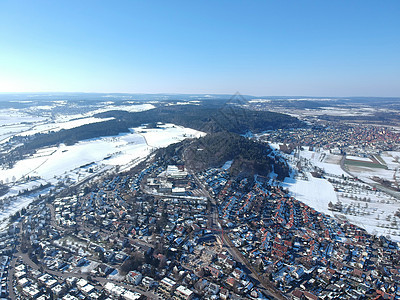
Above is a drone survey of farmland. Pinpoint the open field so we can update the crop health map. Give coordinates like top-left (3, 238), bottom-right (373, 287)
top-left (344, 158), bottom-right (387, 169)
top-left (273, 145), bottom-right (400, 241)
top-left (0, 121), bottom-right (205, 230)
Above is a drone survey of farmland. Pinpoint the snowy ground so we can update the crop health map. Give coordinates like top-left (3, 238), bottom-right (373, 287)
top-left (135, 123), bottom-right (205, 148)
top-left (15, 117), bottom-right (115, 137)
top-left (381, 151), bottom-right (400, 169)
top-left (346, 151), bottom-right (400, 187)
top-left (0, 109), bottom-right (48, 143)
top-left (0, 185), bottom-right (53, 231)
top-left (282, 173), bottom-right (337, 217)
top-left (278, 146), bottom-right (347, 177)
top-left (0, 108), bottom-right (46, 127)
top-left (274, 144), bottom-right (400, 242)
top-left (74, 103), bottom-right (155, 118)
top-left (0, 122), bottom-right (205, 230)
top-left (0, 102), bottom-right (155, 143)
top-left (332, 178), bottom-right (400, 240)
top-left (300, 149), bottom-right (347, 176)
top-left (221, 160), bottom-right (233, 171)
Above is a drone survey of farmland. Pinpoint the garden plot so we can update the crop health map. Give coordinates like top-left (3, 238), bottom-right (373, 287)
top-left (55, 236), bottom-right (91, 257)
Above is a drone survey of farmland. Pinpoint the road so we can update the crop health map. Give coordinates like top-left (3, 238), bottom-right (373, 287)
top-left (182, 144), bottom-right (286, 299)
top-left (208, 207), bottom-right (286, 300)
top-left (7, 253), bottom-right (17, 300)
top-left (47, 203), bottom-right (70, 232)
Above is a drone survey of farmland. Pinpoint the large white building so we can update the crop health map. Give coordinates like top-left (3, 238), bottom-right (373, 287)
top-left (175, 285), bottom-right (194, 300)
top-left (166, 165), bottom-right (188, 179)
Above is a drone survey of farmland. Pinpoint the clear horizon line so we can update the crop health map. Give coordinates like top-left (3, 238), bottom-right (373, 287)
top-left (0, 91), bottom-right (399, 99)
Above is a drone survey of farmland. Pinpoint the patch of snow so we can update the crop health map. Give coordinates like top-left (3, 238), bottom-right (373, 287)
top-left (283, 173), bottom-right (336, 216)
top-left (166, 102), bottom-right (200, 106)
top-left (29, 105), bottom-right (55, 110)
top-left (88, 103), bottom-right (155, 115)
top-left (294, 148), bottom-right (348, 177)
top-left (16, 117), bottom-right (115, 136)
top-left (134, 123), bottom-right (205, 148)
top-left (221, 160), bottom-right (233, 170)
top-left (0, 186), bottom-right (52, 231)
top-left (0, 109), bottom-right (47, 126)
top-left (1, 124), bottom-right (205, 185)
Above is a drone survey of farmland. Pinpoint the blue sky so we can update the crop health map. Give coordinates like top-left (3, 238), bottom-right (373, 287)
top-left (0, 0), bottom-right (399, 96)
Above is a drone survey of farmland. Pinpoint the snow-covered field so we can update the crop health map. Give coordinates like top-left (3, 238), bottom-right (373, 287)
top-left (381, 151), bottom-right (400, 169)
top-left (278, 147), bottom-right (347, 177)
top-left (1, 124), bottom-right (205, 183)
top-left (0, 109), bottom-right (48, 142)
top-left (345, 151), bottom-right (400, 187)
top-left (283, 173), bottom-right (337, 216)
top-left (333, 179), bottom-right (400, 241)
top-left (15, 117), bottom-right (115, 137)
top-left (0, 108), bottom-right (46, 126)
top-left (79, 103), bottom-right (155, 117)
top-left (275, 144), bottom-right (400, 241)
top-left (0, 185), bottom-right (53, 231)
top-left (221, 160), bottom-right (233, 170)
top-left (0, 120), bottom-right (205, 229)
top-left (136, 123), bottom-right (205, 148)
top-left (347, 166), bottom-right (395, 184)
top-left (0, 102), bottom-right (156, 143)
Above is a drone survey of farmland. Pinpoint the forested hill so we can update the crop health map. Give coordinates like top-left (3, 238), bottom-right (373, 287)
top-left (5, 104), bottom-right (302, 167)
top-left (157, 132), bottom-right (290, 180)
top-left (96, 104), bottom-right (302, 134)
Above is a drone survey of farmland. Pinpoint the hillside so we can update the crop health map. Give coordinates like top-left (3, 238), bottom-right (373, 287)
top-left (96, 104), bottom-right (303, 134)
top-left (157, 132), bottom-right (290, 180)
top-left (4, 104), bottom-right (302, 169)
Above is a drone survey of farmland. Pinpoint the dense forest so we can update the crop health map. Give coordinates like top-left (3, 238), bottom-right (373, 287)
top-left (157, 132), bottom-right (290, 180)
top-left (96, 104), bottom-right (303, 133)
top-left (20, 119), bottom-right (129, 150)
